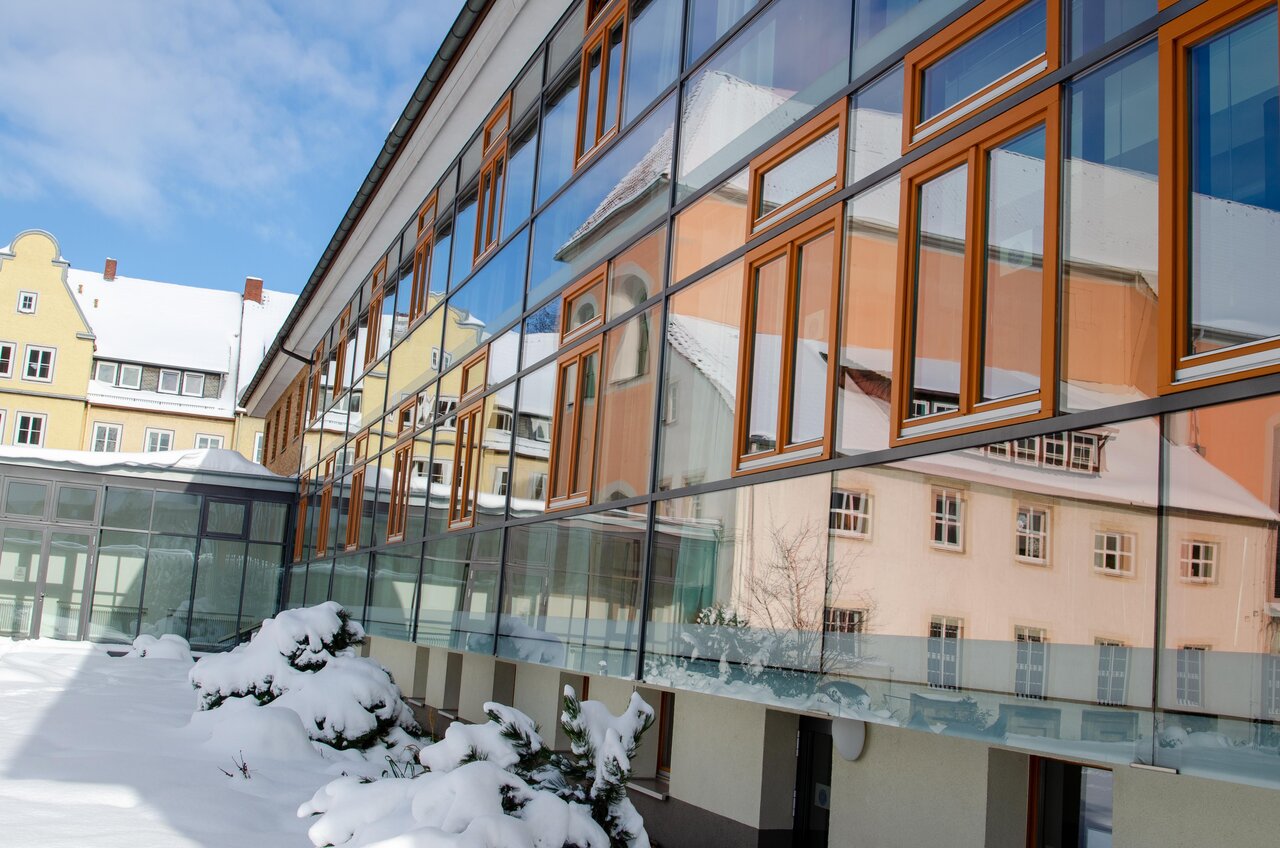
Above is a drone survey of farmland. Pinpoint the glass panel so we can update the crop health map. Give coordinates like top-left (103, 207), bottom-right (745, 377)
top-left (608, 225), bottom-right (666, 319)
top-left (848, 65), bottom-right (904, 183)
top-left (530, 95), bottom-right (675, 308)
top-left (686, 0), bottom-right (763, 67)
top-left (919, 0), bottom-right (1047, 124)
top-left (330, 552), bottom-right (368, 617)
top-left (206, 500), bottom-right (247, 536)
top-left (444, 228), bottom-right (527, 365)
top-left (103, 487), bottom-right (152, 530)
top-left (500, 506), bottom-right (645, 676)
top-left (305, 561), bottom-right (333, 609)
top-left (756, 128), bottom-right (839, 229)
top-left (602, 20), bottom-right (625, 134)
top-left (386, 307), bottom-right (445, 408)
top-left (1187, 9), bottom-right (1280, 357)
top-left (553, 360), bottom-right (580, 501)
top-left (1061, 42), bottom-right (1158, 412)
top-left (524, 301), bottom-right (561, 368)
top-left (909, 164), bottom-right (967, 416)
top-left (0, 526), bottom-right (42, 637)
top-left (285, 565), bottom-right (306, 609)
top-left (251, 502), bottom-right (288, 542)
top-left (746, 254), bottom-right (787, 455)
top-left (659, 260), bottom-right (743, 488)
top-left (548, 3), bottom-right (586, 74)
top-left (980, 126), bottom-right (1045, 402)
top-left (241, 543), bottom-right (282, 630)
top-left (511, 361), bottom-right (556, 518)
top-left (595, 307), bottom-right (660, 502)
top-left (789, 229), bottom-right (834, 444)
top-left (1069, 0), bottom-right (1154, 60)
top-left (582, 45), bottom-right (603, 156)
top-left (451, 190), bottom-right (478, 286)
top-left (55, 486), bottom-right (97, 523)
top-left (368, 543), bottom-right (420, 640)
top-left (502, 121), bottom-right (538, 242)
top-left (189, 538), bottom-right (246, 650)
top-left (852, 0), bottom-right (970, 79)
top-left (677, 0), bottom-right (851, 199)
top-left (624, 0), bottom-right (682, 125)
top-left (40, 532), bottom-right (91, 640)
top-left (5, 481), bottom-right (47, 518)
top-left (671, 167), bottom-right (748, 282)
top-left (838, 179), bottom-right (899, 456)
top-left (431, 216), bottom-right (454, 299)
top-left (488, 325), bottom-right (522, 388)
top-left (151, 491), bottom-right (199, 535)
top-left (90, 530), bottom-right (148, 642)
top-left (513, 50), bottom-right (544, 118)
top-left (139, 534), bottom-right (196, 638)
top-left (416, 530), bottom-right (502, 652)
top-left (539, 74), bottom-right (581, 204)
top-left (566, 279), bottom-right (605, 336)
top-left (573, 350), bottom-right (601, 494)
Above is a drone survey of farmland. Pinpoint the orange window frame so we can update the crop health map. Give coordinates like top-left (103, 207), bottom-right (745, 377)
top-left (332, 306), bottom-right (351, 399)
top-left (482, 92), bottom-right (512, 158)
top-left (315, 483), bottom-right (333, 558)
top-left (364, 257), bottom-right (387, 369)
top-left (745, 100), bottom-right (848, 237)
top-left (293, 475), bottom-right (309, 562)
top-left (459, 346), bottom-right (490, 405)
top-left (386, 442), bottom-right (413, 542)
top-left (547, 335), bottom-right (604, 510)
top-left (902, 0), bottom-right (1060, 153)
top-left (890, 87), bottom-right (1061, 446)
top-left (474, 146), bottom-right (507, 262)
top-left (448, 403), bottom-right (484, 530)
top-left (1158, 0), bottom-right (1280, 391)
top-left (309, 343), bottom-right (324, 421)
top-left (345, 463), bottom-right (366, 551)
top-left (575, 2), bottom-right (627, 169)
top-left (410, 193), bottom-right (438, 323)
top-left (733, 207), bottom-right (842, 476)
top-left (560, 263), bottom-right (608, 345)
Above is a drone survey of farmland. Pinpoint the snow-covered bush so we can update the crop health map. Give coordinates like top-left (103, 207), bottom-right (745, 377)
top-left (125, 633), bottom-right (192, 661)
top-left (299, 686), bottom-right (654, 848)
top-left (189, 602), bottom-right (420, 751)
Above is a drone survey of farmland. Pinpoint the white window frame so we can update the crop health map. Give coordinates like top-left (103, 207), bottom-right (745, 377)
top-left (1041, 432), bottom-right (1068, 468)
top-left (157, 369), bottom-right (181, 394)
top-left (1093, 531), bottom-right (1135, 575)
top-left (430, 347), bottom-right (441, 370)
top-left (144, 427), bottom-right (174, 452)
top-left (824, 607), bottom-right (866, 658)
top-left (529, 471), bottom-right (548, 501)
top-left (1179, 539), bottom-right (1217, 583)
top-left (1070, 432), bottom-right (1100, 472)
top-left (1264, 654), bottom-right (1280, 718)
top-left (1015, 505), bottom-right (1050, 564)
top-left (118, 363), bottom-right (143, 389)
top-left (1176, 645), bottom-right (1207, 707)
top-left (194, 433), bottom-right (224, 449)
top-left (1014, 626), bottom-right (1048, 699)
top-left (181, 372), bottom-right (206, 397)
top-left (14, 412), bottom-right (46, 447)
top-left (927, 615), bottom-right (963, 689)
top-left (94, 361), bottom-right (118, 383)
top-left (91, 422), bottom-right (121, 452)
top-left (0, 409), bottom-right (7, 442)
top-left (430, 460), bottom-right (453, 487)
top-left (494, 466), bottom-right (510, 496)
top-left (663, 379), bottom-right (679, 424)
top-left (930, 488), bottom-right (964, 551)
top-left (492, 410), bottom-right (514, 432)
top-left (829, 489), bottom-right (871, 537)
top-left (0, 341), bottom-right (14, 378)
top-left (1012, 436), bottom-right (1039, 464)
top-left (253, 432), bottom-right (264, 464)
top-left (1096, 639), bottom-right (1129, 706)
top-left (23, 345), bottom-right (54, 382)
top-left (16, 291), bottom-right (37, 314)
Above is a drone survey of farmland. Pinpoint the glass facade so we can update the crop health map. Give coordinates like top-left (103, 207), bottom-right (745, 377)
top-left (271, 0), bottom-right (1280, 792)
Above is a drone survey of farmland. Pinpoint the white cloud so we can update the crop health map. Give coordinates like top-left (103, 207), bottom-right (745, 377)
top-left (0, 1), bottom-right (454, 229)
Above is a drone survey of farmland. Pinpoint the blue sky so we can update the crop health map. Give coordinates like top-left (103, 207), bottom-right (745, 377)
top-left (0, 1), bottom-right (463, 295)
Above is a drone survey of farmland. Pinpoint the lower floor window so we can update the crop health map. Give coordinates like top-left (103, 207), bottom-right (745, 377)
top-left (144, 428), bottom-right (174, 452)
top-left (1095, 640), bottom-right (1129, 706)
top-left (92, 422), bottom-right (121, 452)
top-left (15, 413), bottom-right (46, 447)
top-left (194, 434), bottom-right (224, 450)
top-left (1014, 626), bottom-right (1048, 699)
top-left (927, 615), bottom-right (963, 689)
top-left (1176, 645), bottom-right (1207, 707)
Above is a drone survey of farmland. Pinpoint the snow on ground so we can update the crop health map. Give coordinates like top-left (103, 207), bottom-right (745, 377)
top-left (0, 638), bottom-right (337, 847)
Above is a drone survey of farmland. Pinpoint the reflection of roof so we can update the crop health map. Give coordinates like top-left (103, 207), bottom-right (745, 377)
top-left (0, 445), bottom-right (288, 487)
top-left (558, 128), bottom-right (673, 258)
top-left (678, 70), bottom-right (791, 184)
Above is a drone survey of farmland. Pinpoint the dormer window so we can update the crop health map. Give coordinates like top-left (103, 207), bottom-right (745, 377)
top-left (181, 372), bottom-right (205, 397)
top-left (16, 291), bottom-right (37, 314)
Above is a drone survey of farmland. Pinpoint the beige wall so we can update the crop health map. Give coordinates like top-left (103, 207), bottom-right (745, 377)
top-left (1113, 766), bottom-right (1280, 848)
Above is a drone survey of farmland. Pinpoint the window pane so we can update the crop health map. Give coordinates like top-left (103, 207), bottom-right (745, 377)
top-left (1061, 42), bottom-right (1158, 412)
top-left (152, 491), bottom-right (200, 535)
top-left (789, 230), bottom-right (834, 444)
top-left (207, 500), bottom-right (247, 536)
top-left (511, 360), bottom-right (556, 518)
top-left (502, 122), bottom-right (538, 242)
top-left (848, 65), bottom-right (904, 183)
top-left (566, 280), bottom-right (604, 336)
top-left (853, 0), bottom-right (970, 79)
top-left (103, 487), bottom-right (152, 530)
top-left (241, 543), bottom-right (283, 629)
top-left (596, 307), bottom-right (660, 502)
top-left (139, 535), bottom-right (196, 638)
top-left (672, 167), bottom-right (748, 282)
top-left (980, 126), bottom-right (1045, 402)
top-left (367, 543), bottom-right (420, 640)
top-left (553, 360), bottom-right (579, 500)
top-left (538, 75), bottom-right (581, 204)
top-left (919, 0), bottom-right (1047, 124)
top-left (445, 229), bottom-right (528, 364)
top-left (190, 538), bottom-right (246, 650)
top-left (1187, 9), bottom-right (1280, 356)
top-left (330, 552), bottom-right (369, 617)
top-left (909, 164), bottom-right (967, 415)
top-left (55, 486), bottom-right (97, 522)
top-left (581, 45), bottom-right (603, 154)
top-left (89, 530), bottom-right (148, 642)
top-left (624, 0), bottom-right (682, 125)
top-left (608, 225), bottom-right (666, 319)
top-left (451, 191), bottom-right (478, 286)
top-left (1068, 0), bottom-right (1154, 59)
top-left (573, 350), bottom-right (600, 494)
top-left (756, 128), bottom-right (839, 230)
top-left (602, 22), bottom-right (624, 134)
top-left (747, 254), bottom-right (787, 455)
top-left (41, 532), bottom-right (91, 639)
top-left (5, 481), bottom-right (47, 518)
top-left (416, 530), bottom-right (502, 651)
top-left (685, 0), bottom-right (763, 67)
top-left (0, 526), bottom-right (42, 637)
top-left (677, 0), bottom-right (851, 199)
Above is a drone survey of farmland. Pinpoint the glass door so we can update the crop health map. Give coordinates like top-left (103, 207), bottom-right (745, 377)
top-left (37, 531), bottom-right (95, 640)
top-left (0, 525), bottom-right (44, 637)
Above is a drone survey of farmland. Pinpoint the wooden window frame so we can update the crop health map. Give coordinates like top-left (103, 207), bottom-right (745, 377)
top-left (332, 306), bottom-right (352, 400)
top-left (482, 92), bottom-right (512, 158)
top-left (732, 207), bottom-right (842, 476)
top-left (292, 477), bottom-right (308, 562)
top-left (409, 192), bottom-right (438, 324)
top-left (890, 87), bottom-right (1061, 446)
top-left (745, 100), bottom-right (847, 237)
top-left (902, 0), bottom-right (1060, 153)
top-left (575, 1), bottom-right (628, 170)
top-left (363, 257), bottom-right (387, 369)
top-left (448, 402), bottom-right (485, 530)
top-left (344, 464), bottom-right (366, 551)
top-left (458, 346), bottom-right (490, 405)
top-left (474, 144), bottom-right (507, 262)
top-left (1158, 0), bottom-right (1280, 391)
top-left (309, 342), bottom-right (324, 421)
top-left (560, 263), bottom-right (608, 346)
top-left (585, 0), bottom-right (620, 29)
top-left (315, 483), bottom-right (333, 558)
top-left (547, 336), bottom-right (605, 511)
top-left (387, 442), bottom-right (413, 542)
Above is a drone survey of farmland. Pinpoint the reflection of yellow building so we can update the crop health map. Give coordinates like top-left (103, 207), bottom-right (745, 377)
top-left (0, 230), bottom-right (294, 461)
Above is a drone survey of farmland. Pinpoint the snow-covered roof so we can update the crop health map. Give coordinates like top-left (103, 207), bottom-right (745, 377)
top-left (0, 445), bottom-right (291, 488)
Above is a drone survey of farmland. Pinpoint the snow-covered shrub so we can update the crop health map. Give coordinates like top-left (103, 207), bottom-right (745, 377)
top-left (299, 686), bottom-right (655, 848)
top-left (125, 633), bottom-right (192, 661)
top-left (189, 602), bottom-right (420, 751)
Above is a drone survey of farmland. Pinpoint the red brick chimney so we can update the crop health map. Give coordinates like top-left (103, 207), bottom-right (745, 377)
top-left (103, 258), bottom-right (117, 281)
top-left (243, 276), bottom-right (263, 303)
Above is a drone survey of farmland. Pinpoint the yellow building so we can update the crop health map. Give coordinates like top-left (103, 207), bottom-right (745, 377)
top-left (0, 230), bottom-right (295, 460)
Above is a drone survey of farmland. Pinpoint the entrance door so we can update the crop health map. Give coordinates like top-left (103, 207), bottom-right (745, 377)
top-left (1029, 758), bottom-right (1114, 847)
top-left (36, 531), bottom-right (95, 640)
top-left (0, 525), bottom-right (44, 637)
top-left (793, 717), bottom-right (833, 848)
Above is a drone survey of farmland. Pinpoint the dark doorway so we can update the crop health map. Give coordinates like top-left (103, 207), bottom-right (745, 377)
top-left (1029, 758), bottom-right (1114, 847)
top-left (793, 717), bottom-right (832, 848)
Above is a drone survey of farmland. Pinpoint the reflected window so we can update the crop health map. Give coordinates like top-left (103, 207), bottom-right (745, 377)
top-left (548, 338), bottom-right (603, 509)
top-left (1178, 539), bottom-right (1217, 583)
top-left (930, 488), bottom-right (964, 550)
top-left (1015, 506), bottom-right (1049, 563)
top-left (577, 4), bottom-right (627, 168)
top-left (448, 404), bottom-right (484, 529)
top-left (475, 95), bottom-right (512, 262)
top-left (562, 266), bottom-right (607, 344)
top-left (829, 489), bottom-right (870, 537)
top-left (1014, 625), bottom-right (1048, 699)
top-left (624, 0), bottom-right (681, 126)
top-left (748, 101), bottom-right (845, 235)
top-left (927, 615), bottom-right (963, 688)
top-left (314, 486), bottom-right (332, 557)
top-left (1096, 639), bottom-right (1129, 706)
top-left (387, 442), bottom-right (413, 542)
top-left (1093, 531), bottom-right (1134, 574)
top-left (1176, 645), bottom-right (1207, 707)
top-left (853, 0), bottom-right (970, 79)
